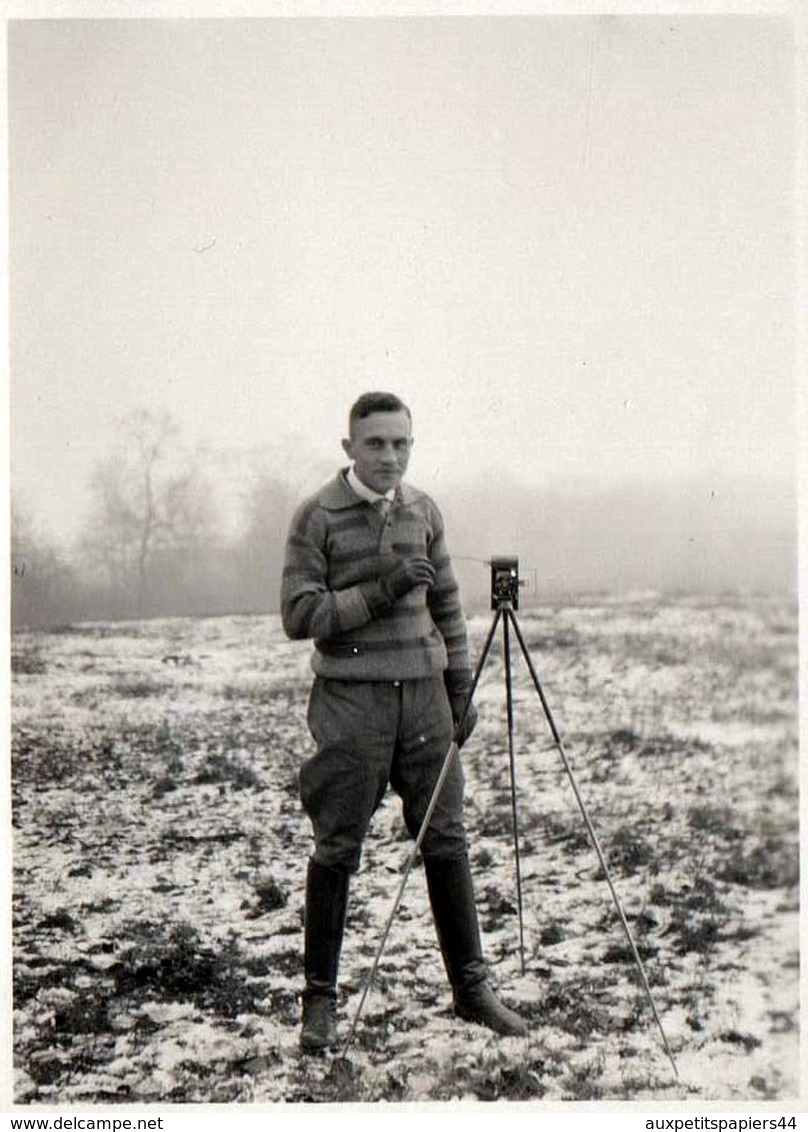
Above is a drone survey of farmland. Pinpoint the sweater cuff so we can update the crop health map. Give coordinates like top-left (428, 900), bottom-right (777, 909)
top-left (357, 580), bottom-right (393, 618)
top-left (444, 668), bottom-right (473, 697)
top-left (333, 586), bottom-right (378, 631)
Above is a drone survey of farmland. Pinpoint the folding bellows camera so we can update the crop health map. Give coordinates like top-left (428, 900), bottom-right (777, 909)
top-left (490, 556), bottom-right (520, 610)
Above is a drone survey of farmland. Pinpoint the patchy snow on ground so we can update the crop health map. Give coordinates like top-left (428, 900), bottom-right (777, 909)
top-left (10, 594), bottom-right (800, 1104)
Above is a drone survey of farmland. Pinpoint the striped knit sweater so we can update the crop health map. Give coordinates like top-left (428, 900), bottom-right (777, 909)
top-left (281, 470), bottom-right (471, 681)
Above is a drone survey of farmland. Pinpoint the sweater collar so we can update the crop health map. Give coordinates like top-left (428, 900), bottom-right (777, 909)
top-left (345, 465), bottom-right (395, 505)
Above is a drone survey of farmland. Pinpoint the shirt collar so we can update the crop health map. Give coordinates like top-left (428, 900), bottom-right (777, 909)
top-left (345, 465), bottom-right (396, 504)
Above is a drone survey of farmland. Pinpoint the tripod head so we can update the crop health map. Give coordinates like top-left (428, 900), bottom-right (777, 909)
top-left (490, 556), bottom-right (520, 610)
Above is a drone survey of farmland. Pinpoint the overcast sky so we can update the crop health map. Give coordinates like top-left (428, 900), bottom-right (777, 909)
top-left (8, 12), bottom-right (797, 542)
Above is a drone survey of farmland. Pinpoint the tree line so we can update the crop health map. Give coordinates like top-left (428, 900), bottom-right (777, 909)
top-left (11, 408), bottom-right (797, 630)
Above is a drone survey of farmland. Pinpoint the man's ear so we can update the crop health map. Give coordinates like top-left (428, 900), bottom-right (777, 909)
top-left (341, 437), bottom-right (353, 459)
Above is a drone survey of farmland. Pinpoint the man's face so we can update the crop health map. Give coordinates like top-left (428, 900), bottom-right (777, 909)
top-left (342, 410), bottom-right (413, 494)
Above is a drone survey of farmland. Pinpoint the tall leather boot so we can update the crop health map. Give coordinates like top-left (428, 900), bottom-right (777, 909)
top-left (424, 855), bottom-right (528, 1038)
top-left (300, 859), bottom-right (350, 1052)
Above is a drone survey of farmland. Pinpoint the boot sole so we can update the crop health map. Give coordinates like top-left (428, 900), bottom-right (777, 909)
top-left (300, 1030), bottom-right (340, 1053)
top-left (454, 1004), bottom-right (528, 1038)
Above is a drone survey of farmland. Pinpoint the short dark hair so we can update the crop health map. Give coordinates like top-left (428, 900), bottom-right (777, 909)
top-left (349, 392), bottom-right (411, 434)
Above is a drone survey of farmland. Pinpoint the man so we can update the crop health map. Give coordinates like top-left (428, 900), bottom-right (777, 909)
top-left (281, 391), bottom-right (527, 1051)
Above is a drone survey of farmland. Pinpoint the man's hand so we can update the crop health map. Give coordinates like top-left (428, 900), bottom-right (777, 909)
top-left (379, 555), bottom-right (436, 602)
top-left (444, 669), bottom-right (478, 749)
top-left (360, 555), bottom-right (436, 616)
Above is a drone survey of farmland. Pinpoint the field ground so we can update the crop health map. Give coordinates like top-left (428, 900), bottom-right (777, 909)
top-left (10, 594), bottom-right (800, 1104)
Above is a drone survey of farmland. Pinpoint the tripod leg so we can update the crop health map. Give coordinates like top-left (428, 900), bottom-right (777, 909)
top-left (502, 609), bottom-right (526, 975)
top-left (340, 608), bottom-right (503, 1056)
top-left (508, 611), bottom-right (679, 1081)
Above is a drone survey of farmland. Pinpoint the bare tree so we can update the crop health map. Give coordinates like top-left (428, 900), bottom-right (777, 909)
top-left (80, 409), bottom-right (214, 617)
top-left (10, 501), bottom-right (80, 628)
top-left (230, 469), bottom-right (297, 613)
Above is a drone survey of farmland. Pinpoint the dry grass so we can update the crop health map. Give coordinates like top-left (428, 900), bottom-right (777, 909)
top-left (11, 595), bottom-right (800, 1104)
